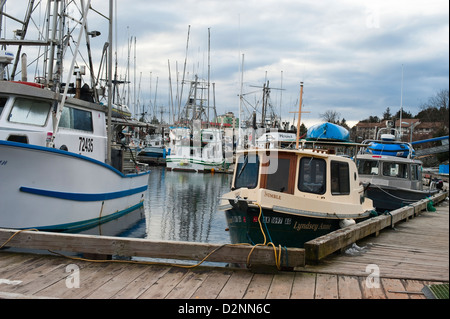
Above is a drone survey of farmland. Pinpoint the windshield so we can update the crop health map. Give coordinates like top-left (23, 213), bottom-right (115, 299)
top-left (0, 97), bottom-right (7, 118)
top-left (8, 98), bottom-right (51, 126)
top-left (234, 154), bottom-right (259, 189)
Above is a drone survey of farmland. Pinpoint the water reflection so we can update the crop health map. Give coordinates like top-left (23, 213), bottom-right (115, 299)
top-left (144, 167), bottom-right (232, 244)
top-left (78, 206), bottom-right (146, 238)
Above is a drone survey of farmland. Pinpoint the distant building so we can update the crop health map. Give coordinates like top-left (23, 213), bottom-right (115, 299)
top-left (215, 112), bottom-right (239, 128)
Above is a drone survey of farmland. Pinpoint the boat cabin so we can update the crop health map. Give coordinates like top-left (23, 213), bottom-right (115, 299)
top-left (356, 154), bottom-right (424, 191)
top-left (229, 148), bottom-right (373, 218)
top-left (0, 82), bottom-right (107, 162)
top-left (0, 82), bottom-right (107, 159)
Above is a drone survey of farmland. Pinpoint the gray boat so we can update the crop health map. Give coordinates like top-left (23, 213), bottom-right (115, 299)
top-left (356, 133), bottom-right (440, 212)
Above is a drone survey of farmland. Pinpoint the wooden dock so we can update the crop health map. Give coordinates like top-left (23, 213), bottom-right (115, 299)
top-left (0, 192), bottom-right (448, 300)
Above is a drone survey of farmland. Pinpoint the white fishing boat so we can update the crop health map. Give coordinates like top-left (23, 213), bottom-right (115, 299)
top-left (166, 126), bottom-right (226, 172)
top-left (0, 0), bottom-right (149, 231)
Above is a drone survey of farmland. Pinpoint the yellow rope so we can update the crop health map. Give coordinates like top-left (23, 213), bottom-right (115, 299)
top-left (246, 203), bottom-right (282, 270)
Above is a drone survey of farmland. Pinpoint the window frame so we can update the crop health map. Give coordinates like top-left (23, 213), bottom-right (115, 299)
top-left (331, 160), bottom-right (350, 195)
top-left (233, 153), bottom-right (260, 190)
top-left (260, 152), bottom-right (297, 194)
top-left (7, 97), bottom-right (52, 127)
top-left (59, 106), bottom-right (94, 132)
top-left (298, 157), bottom-right (327, 195)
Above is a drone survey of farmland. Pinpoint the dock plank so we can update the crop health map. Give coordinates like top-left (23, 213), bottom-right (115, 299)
top-left (314, 274), bottom-right (338, 299)
top-left (266, 272), bottom-right (295, 299)
top-left (86, 264), bottom-right (149, 299)
top-left (290, 272), bottom-right (316, 299)
top-left (166, 269), bottom-right (210, 299)
top-left (338, 276), bottom-right (363, 299)
top-left (216, 270), bottom-right (253, 299)
top-left (359, 276), bottom-right (387, 299)
top-left (138, 267), bottom-right (188, 299)
top-left (111, 265), bottom-right (171, 299)
top-left (243, 273), bottom-right (273, 299)
top-left (191, 269), bottom-right (233, 299)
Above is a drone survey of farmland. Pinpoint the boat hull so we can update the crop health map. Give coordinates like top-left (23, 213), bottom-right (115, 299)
top-left (166, 156), bottom-right (226, 172)
top-left (225, 206), bottom-right (341, 248)
top-left (365, 184), bottom-right (439, 212)
top-left (0, 141), bottom-right (150, 231)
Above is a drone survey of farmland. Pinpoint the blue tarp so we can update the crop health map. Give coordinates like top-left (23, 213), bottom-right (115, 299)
top-left (306, 122), bottom-right (350, 141)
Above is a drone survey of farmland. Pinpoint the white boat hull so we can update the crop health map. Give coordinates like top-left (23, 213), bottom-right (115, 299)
top-left (166, 156), bottom-right (225, 172)
top-left (0, 141), bottom-right (150, 231)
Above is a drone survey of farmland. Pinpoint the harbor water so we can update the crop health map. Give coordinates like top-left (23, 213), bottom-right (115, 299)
top-left (94, 166), bottom-right (233, 245)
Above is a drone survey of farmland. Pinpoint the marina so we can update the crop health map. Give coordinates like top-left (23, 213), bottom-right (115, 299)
top-left (0, 191), bottom-right (447, 299)
top-left (0, 0), bottom-right (449, 304)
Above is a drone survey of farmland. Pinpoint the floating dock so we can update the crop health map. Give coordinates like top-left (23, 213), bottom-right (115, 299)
top-left (0, 191), bottom-right (448, 299)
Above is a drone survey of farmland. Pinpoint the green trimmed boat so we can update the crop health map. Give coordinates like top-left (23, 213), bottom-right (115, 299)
top-left (219, 148), bottom-right (374, 248)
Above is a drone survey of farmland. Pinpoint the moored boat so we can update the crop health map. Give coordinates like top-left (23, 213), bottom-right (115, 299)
top-left (0, 1), bottom-right (150, 231)
top-left (356, 134), bottom-right (439, 212)
top-left (166, 126), bottom-right (227, 172)
top-left (219, 147), bottom-right (374, 248)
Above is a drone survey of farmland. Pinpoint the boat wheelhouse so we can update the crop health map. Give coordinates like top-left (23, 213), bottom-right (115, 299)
top-left (219, 148), bottom-right (374, 248)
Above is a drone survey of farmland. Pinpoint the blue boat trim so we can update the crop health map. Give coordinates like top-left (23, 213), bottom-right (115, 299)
top-left (28, 202), bottom-right (144, 232)
top-left (20, 185), bottom-right (148, 201)
top-left (0, 140), bottom-right (150, 178)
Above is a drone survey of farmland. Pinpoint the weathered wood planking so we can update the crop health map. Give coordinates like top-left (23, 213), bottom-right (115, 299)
top-left (0, 251), bottom-right (445, 299)
top-left (297, 198), bottom-right (449, 282)
top-left (0, 229), bottom-right (305, 268)
top-left (304, 191), bottom-right (448, 263)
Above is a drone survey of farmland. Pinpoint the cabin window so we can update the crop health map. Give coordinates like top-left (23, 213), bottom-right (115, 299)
top-left (202, 133), bottom-right (214, 141)
top-left (59, 106), bottom-right (93, 132)
top-left (331, 161), bottom-right (350, 195)
top-left (411, 164), bottom-right (420, 181)
top-left (8, 98), bottom-right (51, 126)
top-left (357, 159), bottom-right (379, 175)
top-left (0, 96), bottom-right (7, 117)
top-left (234, 154), bottom-right (259, 189)
top-left (298, 157), bottom-right (326, 194)
top-left (263, 156), bottom-right (296, 193)
top-left (382, 162), bottom-right (408, 179)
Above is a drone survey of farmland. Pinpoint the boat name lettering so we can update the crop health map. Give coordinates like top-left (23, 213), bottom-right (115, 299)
top-left (293, 221), bottom-right (332, 232)
top-left (0, 160), bottom-right (7, 166)
top-left (263, 191), bottom-right (281, 200)
top-left (79, 137), bottom-right (94, 153)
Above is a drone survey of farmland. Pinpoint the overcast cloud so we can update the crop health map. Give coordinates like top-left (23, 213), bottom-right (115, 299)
top-left (4, 0), bottom-right (449, 127)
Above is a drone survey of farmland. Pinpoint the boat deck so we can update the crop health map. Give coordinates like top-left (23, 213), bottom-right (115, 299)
top-left (0, 197), bottom-right (448, 300)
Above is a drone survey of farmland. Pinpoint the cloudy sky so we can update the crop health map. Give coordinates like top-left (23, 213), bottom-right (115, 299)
top-left (3, 0), bottom-right (449, 128)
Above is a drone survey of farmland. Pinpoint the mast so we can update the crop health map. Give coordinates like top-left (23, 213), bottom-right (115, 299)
top-left (106, 0), bottom-right (113, 164)
top-left (238, 54), bottom-right (244, 148)
top-left (295, 82), bottom-right (303, 149)
top-left (9, 0), bottom-right (35, 80)
top-left (47, 0), bottom-right (59, 88)
top-left (178, 25), bottom-right (190, 123)
top-left (207, 27), bottom-right (210, 124)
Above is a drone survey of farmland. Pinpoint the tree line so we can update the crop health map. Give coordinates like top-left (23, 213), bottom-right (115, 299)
top-left (320, 89), bottom-right (449, 134)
